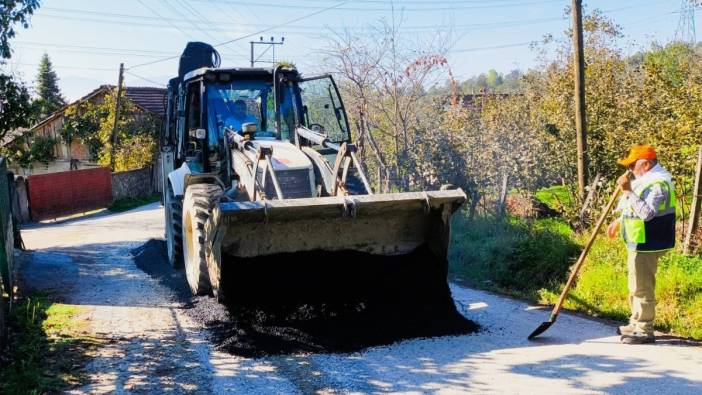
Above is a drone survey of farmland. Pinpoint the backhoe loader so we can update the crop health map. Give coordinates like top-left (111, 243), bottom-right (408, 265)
top-left (160, 42), bottom-right (466, 304)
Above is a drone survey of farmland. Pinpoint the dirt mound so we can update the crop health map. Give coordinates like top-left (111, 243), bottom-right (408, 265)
top-left (132, 240), bottom-right (478, 358)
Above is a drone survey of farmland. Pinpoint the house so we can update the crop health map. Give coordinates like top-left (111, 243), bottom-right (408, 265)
top-left (20, 86), bottom-right (166, 175)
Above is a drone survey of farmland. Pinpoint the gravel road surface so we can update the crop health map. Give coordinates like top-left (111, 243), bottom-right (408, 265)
top-left (18, 203), bottom-right (702, 394)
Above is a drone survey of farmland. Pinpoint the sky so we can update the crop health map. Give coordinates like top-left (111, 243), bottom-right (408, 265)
top-left (1, 0), bottom-right (699, 101)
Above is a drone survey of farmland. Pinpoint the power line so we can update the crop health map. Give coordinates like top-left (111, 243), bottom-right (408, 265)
top-left (14, 41), bottom-right (174, 55)
top-left (125, 71), bottom-right (167, 87)
top-left (202, 0), bottom-right (249, 24)
top-left (13, 45), bottom-right (175, 58)
top-left (34, 10), bottom-right (565, 33)
top-left (297, 0), bottom-right (560, 3)
top-left (136, 0), bottom-right (193, 40)
top-left (186, 0), bottom-right (565, 11)
top-left (212, 2), bottom-right (348, 47)
top-left (37, 3), bottom-right (651, 34)
top-left (161, 0), bottom-right (219, 42)
top-left (128, 1), bottom-right (349, 70)
top-left (4, 62), bottom-right (115, 71)
top-left (166, 0), bottom-right (247, 58)
top-left (451, 41), bottom-right (535, 53)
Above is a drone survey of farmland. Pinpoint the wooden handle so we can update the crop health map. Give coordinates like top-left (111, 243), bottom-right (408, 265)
top-left (549, 179), bottom-right (625, 318)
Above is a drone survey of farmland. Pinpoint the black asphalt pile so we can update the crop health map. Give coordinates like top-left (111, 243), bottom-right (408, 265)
top-left (132, 240), bottom-right (478, 358)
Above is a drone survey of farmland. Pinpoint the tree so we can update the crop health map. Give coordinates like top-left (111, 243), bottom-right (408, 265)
top-left (323, 8), bottom-right (702, 220)
top-left (60, 100), bottom-right (102, 165)
top-left (95, 88), bottom-right (159, 171)
top-left (324, 21), bottom-right (453, 192)
top-left (35, 53), bottom-right (66, 118)
top-left (0, 74), bottom-right (33, 142)
top-left (0, 0), bottom-right (39, 60)
top-left (486, 69), bottom-right (503, 90)
top-left (0, 0), bottom-right (42, 169)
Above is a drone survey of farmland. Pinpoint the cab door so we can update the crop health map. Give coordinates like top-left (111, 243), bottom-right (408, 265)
top-left (297, 75), bottom-right (351, 144)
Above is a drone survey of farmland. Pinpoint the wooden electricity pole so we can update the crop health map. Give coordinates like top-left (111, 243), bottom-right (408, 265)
top-left (572, 0), bottom-right (588, 201)
top-left (110, 63), bottom-right (125, 171)
top-left (684, 146), bottom-right (702, 255)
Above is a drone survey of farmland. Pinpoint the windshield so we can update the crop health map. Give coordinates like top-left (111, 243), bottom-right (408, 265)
top-left (206, 79), bottom-right (295, 146)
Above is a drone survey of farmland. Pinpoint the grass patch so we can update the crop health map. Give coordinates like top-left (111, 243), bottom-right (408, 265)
top-left (449, 211), bottom-right (580, 300)
top-left (108, 193), bottom-right (161, 213)
top-left (535, 185), bottom-right (573, 211)
top-left (537, 236), bottom-right (702, 338)
top-left (0, 293), bottom-right (101, 394)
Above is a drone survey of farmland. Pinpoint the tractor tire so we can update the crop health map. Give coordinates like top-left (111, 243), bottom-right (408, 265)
top-left (165, 184), bottom-right (184, 268)
top-left (182, 183), bottom-right (222, 296)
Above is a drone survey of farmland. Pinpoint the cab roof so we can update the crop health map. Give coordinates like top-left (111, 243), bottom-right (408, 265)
top-left (182, 67), bottom-right (300, 83)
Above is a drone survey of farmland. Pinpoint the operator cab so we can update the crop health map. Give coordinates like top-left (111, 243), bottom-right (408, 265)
top-left (170, 66), bottom-right (352, 178)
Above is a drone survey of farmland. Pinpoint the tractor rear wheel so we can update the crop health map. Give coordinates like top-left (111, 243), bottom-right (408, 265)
top-left (182, 183), bottom-right (222, 295)
top-left (165, 184), bottom-right (184, 268)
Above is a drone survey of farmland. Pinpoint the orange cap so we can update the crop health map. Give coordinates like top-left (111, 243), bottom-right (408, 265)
top-left (618, 145), bottom-right (657, 166)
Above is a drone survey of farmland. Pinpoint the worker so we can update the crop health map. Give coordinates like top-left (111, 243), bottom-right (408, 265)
top-left (224, 99), bottom-right (258, 133)
top-left (606, 144), bottom-right (676, 344)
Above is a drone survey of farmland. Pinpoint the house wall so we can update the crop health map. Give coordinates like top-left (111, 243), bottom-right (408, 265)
top-left (31, 89), bottom-right (111, 164)
top-left (27, 87), bottom-right (164, 176)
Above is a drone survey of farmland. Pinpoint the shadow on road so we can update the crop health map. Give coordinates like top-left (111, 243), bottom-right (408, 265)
top-left (511, 354), bottom-right (702, 393)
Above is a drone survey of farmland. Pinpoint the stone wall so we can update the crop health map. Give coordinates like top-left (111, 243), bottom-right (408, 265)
top-left (112, 166), bottom-right (154, 202)
top-left (13, 177), bottom-right (30, 224)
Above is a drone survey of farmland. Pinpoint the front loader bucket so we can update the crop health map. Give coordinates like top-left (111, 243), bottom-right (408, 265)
top-left (206, 189), bottom-right (466, 314)
top-left (211, 189), bottom-right (466, 261)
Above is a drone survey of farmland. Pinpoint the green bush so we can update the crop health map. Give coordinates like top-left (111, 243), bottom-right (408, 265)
top-left (449, 212), bottom-right (580, 299)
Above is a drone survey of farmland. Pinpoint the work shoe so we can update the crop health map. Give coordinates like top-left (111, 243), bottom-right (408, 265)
top-left (617, 324), bottom-right (636, 336)
top-left (621, 332), bottom-right (655, 345)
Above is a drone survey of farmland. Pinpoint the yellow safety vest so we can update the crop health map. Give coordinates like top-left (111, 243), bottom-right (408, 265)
top-left (621, 180), bottom-right (676, 251)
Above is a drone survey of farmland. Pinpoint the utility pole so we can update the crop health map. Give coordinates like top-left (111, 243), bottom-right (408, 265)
top-left (110, 63), bottom-right (124, 171)
top-left (250, 36), bottom-right (285, 67)
top-left (684, 146), bottom-right (702, 255)
top-left (572, 0), bottom-right (588, 201)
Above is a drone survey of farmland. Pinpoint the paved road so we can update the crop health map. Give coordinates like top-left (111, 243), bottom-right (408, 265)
top-left (19, 203), bottom-right (702, 394)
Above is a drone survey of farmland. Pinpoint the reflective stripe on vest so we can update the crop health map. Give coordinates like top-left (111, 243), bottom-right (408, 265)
top-left (621, 180), bottom-right (676, 251)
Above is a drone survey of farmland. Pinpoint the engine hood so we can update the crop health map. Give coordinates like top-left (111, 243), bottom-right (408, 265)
top-left (246, 139), bottom-right (312, 171)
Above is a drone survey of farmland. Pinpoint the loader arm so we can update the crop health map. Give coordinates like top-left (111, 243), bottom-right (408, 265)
top-left (295, 126), bottom-right (372, 196)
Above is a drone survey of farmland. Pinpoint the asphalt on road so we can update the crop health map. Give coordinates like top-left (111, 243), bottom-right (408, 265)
top-left (18, 203), bottom-right (702, 394)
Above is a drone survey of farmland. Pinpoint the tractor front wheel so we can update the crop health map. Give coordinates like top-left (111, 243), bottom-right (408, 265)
top-left (182, 183), bottom-right (222, 295)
